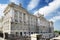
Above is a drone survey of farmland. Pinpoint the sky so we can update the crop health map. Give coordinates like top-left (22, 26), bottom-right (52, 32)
top-left (0, 0), bottom-right (60, 30)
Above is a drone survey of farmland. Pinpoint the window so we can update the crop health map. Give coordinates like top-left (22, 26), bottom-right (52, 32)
top-left (15, 19), bottom-right (18, 22)
top-left (11, 22), bottom-right (14, 24)
top-left (29, 32), bottom-right (30, 35)
top-left (24, 32), bottom-right (26, 36)
top-left (20, 20), bottom-right (22, 23)
top-left (24, 13), bottom-right (25, 15)
top-left (16, 32), bottom-right (18, 36)
top-left (36, 32), bottom-right (39, 33)
top-left (24, 21), bottom-right (26, 23)
top-left (23, 13), bottom-right (25, 17)
top-left (20, 32), bottom-right (22, 36)
top-left (19, 12), bottom-right (22, 16)
top-left (49, 27), bottom-right (51, 33)
top-left (24, 32), bottom-right (26, 34)
top-left (15, 10), bottom-right (18, 17)
top-left (31, 32), bottom-right (33, 34)
top-left (23, 13), bottom-right (26, 23)
top-left (23, 13), bottom-right (25, 20)
top-left (41, 31), bottom-right (42, 33)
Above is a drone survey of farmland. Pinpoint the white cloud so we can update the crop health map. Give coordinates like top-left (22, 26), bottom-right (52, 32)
top-left (9, 0), bottom-right (20, 4)
top-left (0, 4), bottom-right (7, 18)
top-left (49, 16), bottom-right (60, 22)
top-left (27, 0), bottom-right (40, 10)
top-left (34, 0), bottom-right (60, 16)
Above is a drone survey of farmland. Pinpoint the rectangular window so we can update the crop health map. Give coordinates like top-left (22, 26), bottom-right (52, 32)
top-left (24, 32), bottom-right (26, 34)
top-left (15, 19), bottom-right (18, 22)
top-left (29, 32), bottom-right (30, 35)
top-left (36, 32), bottom-right (39, 33)
top-left (24, 32), bottom-right (26, 36)
top-left (16, 32), bottom-right (18, 36)
top-left (31, 32), bottom-right (33, 34)
top-left (23, 13), bottom-right (26, 24)
top-left (20, 20), bottom-right (22, 23)
top-left (23, 13), bottom-right (25, 18)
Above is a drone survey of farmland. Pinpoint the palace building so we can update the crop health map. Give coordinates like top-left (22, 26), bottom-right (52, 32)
top-left (0, 3), bottom-right (54, 40)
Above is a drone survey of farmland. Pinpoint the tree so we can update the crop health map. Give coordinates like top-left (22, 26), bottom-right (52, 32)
top-left (54, 30), bottom-right (60, 35)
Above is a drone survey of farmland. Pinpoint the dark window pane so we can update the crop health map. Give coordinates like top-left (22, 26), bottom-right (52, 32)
top-left (20, 32), bottom-right (22, 36)
top-left (24, 32), bottom-right (26, 34)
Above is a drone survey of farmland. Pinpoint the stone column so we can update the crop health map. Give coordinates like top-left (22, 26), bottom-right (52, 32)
top-left (3, 33), bottom-right (5, 39)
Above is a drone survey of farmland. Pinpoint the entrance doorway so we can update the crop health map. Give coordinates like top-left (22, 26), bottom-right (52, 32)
top-left (20, 32), bottom-right (22, 36)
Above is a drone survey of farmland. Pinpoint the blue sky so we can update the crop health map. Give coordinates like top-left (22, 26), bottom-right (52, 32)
top-left (0, 0), bottom-right (60, 30)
